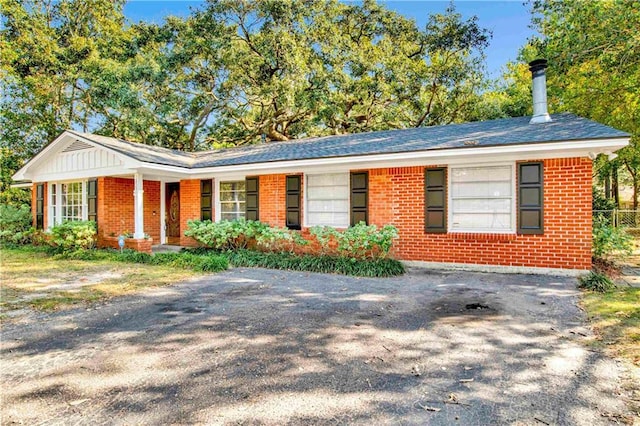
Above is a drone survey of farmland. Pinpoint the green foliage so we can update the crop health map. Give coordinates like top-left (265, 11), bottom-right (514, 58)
top-left (148, 251), bottom-right (228, 272)
top-left (1, 0), bottom-right (494, 185)
top-left (592, 186), bottom-right (616, 212)
top-left (224, 249), bottom-right (404, 278)
top-left (338, 222), bottom-right (399, 260)
top-left (529, 0), bottom-right (640, 210)
top-left (310, 222), bottom-right (399, 260)
top-left (0, 204), bottom-right (34, 245)
top-left (0, 148), bottom-right (31, 206)
top-left (53, 248), bottom-right (229, 273)
top-left (49, 221), bottom-right (97, 252)
top-left (578, 271), bottom-right (616, 293)
top-left (184, 219), bottom-right (266, 250)
top-left (592, 217), bottom-right (633, 259)
top-left (254, 225), bottom-right (308, 253)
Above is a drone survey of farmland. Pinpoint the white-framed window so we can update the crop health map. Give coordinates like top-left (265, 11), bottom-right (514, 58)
top-left (305, 173), bottom-right (349, 227)
top-left (449, 164), bottom-right (515, 233)
top-left (49, 180), bottom-right (88, 226)
top-left (219, 181), bottom-right (245, 221)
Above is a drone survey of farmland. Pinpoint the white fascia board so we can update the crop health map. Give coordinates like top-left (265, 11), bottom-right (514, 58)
top-left (13, 131), bottom-right (142, 181)
top-left (12, 132), bottom-right (71, 180)
top-left (30, 167), bottom-right (138, 182)
top-left (184, 137), bottom-right (630, 178)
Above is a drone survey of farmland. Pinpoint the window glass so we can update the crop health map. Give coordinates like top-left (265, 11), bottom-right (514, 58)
top-left (450, 166), bottom-right (513, 232)
top-left (306, 173), bottom-right (349, 227)
top-left (219, 181), bottom-right (246, 221)
top-left (52, 181), bottom-right (84, 224)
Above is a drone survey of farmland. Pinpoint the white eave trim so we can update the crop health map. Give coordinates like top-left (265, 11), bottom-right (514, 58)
top-left (14, 133), bottom-right (629, 182)
top-left (12, 131), bottom-right (143, 181)
top-left (171, 137), bottom-right (630, 177)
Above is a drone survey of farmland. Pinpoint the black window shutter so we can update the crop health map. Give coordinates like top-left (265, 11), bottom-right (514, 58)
top-left (87, 180), bottom-right (97, 223)
top-left (286, 175), bottom-right (301, 230)
top-left (350, 172), bottom-right (368, 226)
top-left (200, 179), bottom-right (213, 221)
top-left (518, 162), bottom-right (544, 234)
top-left (35, 183), bottom-right (44, 229)
top-left (425, 168), bottom-right (447, 233)
top-left (245, 177), bottom-right (259, 221)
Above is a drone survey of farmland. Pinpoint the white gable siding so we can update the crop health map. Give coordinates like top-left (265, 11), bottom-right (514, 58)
top-left (33, 146), bottom-right (128, 181)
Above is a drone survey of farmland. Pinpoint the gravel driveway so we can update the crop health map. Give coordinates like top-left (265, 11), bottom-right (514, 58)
top-left (1, 268), bottom-right (633, 425)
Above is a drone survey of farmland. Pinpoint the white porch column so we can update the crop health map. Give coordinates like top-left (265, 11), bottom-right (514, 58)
top-left (133, 173), bottom-right (145, 239)
top-left (160, 182), bottom-right (166, 244)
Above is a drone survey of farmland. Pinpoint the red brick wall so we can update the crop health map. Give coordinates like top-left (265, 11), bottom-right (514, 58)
top-left (258, 174), bottom-right (306, 227)
top-left (100, 177), bottom-right (134, 238)
top-left (367, 158), bottom-right (592, 270)
top-left (143, 180), bottom-right (161, 242)
top-left (179, 179), bottom-right (201, 247)
top-left (99, 177), bottom-right (161, 241)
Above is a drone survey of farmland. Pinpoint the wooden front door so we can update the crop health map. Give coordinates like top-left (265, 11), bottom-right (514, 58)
top-left (166, 183), bottom-right (180, 244)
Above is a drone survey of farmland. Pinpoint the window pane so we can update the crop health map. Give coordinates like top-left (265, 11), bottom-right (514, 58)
top-left (219, 181), bottom-right (246, 220)
top-left (306, 173), bottom-right (349, 227)
top-left (452, 166), bottom-right (511, 182)
top-left (452, 198), bottom-right (511, 213)
top-left (451, 213), bottom-right (512, 230)
top-left (452, 182), bottom-right (512, 198)
top-left (451, 166), bottom-right (513, 232)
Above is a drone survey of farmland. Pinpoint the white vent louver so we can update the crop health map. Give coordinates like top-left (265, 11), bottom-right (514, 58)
top-left (62, 140), bottom-right (93, 152)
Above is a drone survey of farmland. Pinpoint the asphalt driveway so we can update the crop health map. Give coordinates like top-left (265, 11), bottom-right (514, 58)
top-left (1, 268), bottom-right (633, 425)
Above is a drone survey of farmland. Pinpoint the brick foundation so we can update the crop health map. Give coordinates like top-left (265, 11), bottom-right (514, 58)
top-left (98, 235), bottom-right (153, 254)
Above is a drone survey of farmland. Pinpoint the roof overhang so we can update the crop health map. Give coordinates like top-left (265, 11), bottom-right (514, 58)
top-left (13, 130), bottom-right (629, 183)
top-left (145, 136), bottom-right (631, 179)
top-left (13, 131), bottom-right (143, 182)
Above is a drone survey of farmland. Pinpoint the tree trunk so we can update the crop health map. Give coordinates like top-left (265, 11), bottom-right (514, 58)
top-left (612, 167), bottom-right (620, 208)
top-left (633, 178), bottom-right (638, 211)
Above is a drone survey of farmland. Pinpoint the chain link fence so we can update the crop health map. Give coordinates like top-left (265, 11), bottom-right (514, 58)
top-left (594, 209), bottom-right (640, 229)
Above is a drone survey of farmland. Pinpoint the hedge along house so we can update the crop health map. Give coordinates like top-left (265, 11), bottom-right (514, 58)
top-left (14, 60), bottom-right (629, 273)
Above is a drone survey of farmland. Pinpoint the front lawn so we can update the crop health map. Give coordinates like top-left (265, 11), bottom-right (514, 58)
top-left (581, 287), bottom-right (640, 366)
top-left (0, 246), bottom-right (199, 314)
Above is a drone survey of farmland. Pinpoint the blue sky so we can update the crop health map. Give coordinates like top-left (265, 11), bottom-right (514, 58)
top-left (123, 0), bottom-right (536, 78)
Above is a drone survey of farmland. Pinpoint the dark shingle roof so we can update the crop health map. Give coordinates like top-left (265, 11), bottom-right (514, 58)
top-left (67, 130), bottom-right (196, 167)
top-left (73, 113), bottom-right (629, 169)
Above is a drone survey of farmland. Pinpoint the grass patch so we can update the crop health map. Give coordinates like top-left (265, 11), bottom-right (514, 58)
top-left (581, 287), bottom-right (640, 366)
top-left (0, 247), bottom-right (203, 312)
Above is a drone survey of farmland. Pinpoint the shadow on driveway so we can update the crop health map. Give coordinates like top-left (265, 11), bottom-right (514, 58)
top-left (1, 268), bottom-right (632, 425)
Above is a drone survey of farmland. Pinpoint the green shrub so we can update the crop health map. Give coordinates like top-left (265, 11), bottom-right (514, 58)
top-left (49, 220), bottom-right (97, 252)
top-left (337, 222), bottom-right (399, 259)
top-left (578, 271), bottom-right (616, 292)
top-left (254, 225), bottom-right (308, 253)
top-left (113, 249), bottom-right (228, 272)
top-left (0, 204), bottom-right (35, 245)
top-left (113, 249), bottom-right (153, 264)
top-left (224, 249), bottom-right (404, 277)
top-left (309, 225), bottom-right (339, 255)
top-left (310, 222), bottom-right (399, 260)
top-left (592, 216), bottom-right (633, 259)
top-left (185, 219), bottom-right (267, 250)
